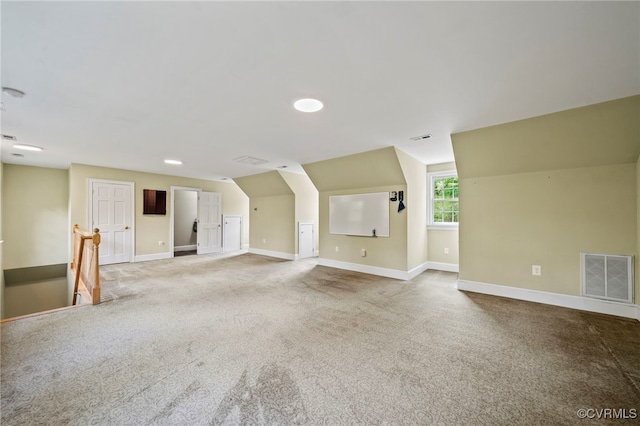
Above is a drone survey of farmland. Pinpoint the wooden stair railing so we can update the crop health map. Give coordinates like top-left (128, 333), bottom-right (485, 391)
top-left (71, 224), bottom-right (101, 305)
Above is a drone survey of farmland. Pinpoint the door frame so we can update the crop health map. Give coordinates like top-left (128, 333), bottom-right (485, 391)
top-left (87, 178), bottom-right (135, 264)
top-left (170, 186), bottom-right (202, 258)
top-left (223, 215), bottom-right (242, 252)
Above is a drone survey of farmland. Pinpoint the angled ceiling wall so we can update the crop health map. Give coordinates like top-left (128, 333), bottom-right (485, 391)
top-left (233, 171), bottom-right (294, 198)
top-left (303, 147), bottom-right (406, 192)
top-left (452, 95), bottom-right (640, 179)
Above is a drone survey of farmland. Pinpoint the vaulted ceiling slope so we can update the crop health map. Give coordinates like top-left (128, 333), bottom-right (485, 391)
top-left (452, 96), bottom-right (640, 179)
top-left (1, 2), bottom-right (638, 180)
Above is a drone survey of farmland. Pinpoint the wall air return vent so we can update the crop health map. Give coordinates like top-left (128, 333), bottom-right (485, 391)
top-left (581, 253), bottom-right (634, 304)
top-left (233, 156), bottom-right (268, 166)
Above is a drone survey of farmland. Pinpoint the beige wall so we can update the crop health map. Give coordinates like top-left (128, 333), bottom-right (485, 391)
top-left (69, 163), bottom-right (249, 257)
top-left (174, 190), bottom-right (198, 247)
top-left (453, 96), bottom-right (639, 300)
top-left (304, 147), bottom-right (406, 192)
top-left (426, 161), bottom-right (459, 266)
top-left (458, 164), bottom-right (636, 296)
top-left (453, 96), bottom-right (640, 179)
top-left (319, 185), bottom-right (408, 270)
top-left (427, 162), bottom-right (457, 174)
top-left (2, 164), bottom-right (69, 269)
top-left (279, 171), bottom-right (319, 254)
top-left (4, 278), bottom-right (67, 318)
top-left (427, 229), bottom-right (459, 264)
top-left (396, 148), bottom-right (428, 270)
top-left (235, 170), bottom-right (318, 256)
top-left (249, 195), bottom-right (296, 254)
top-left (637, 155), bottom-right (640, 307)
top-left (304, 147), bottom-right (409, 271)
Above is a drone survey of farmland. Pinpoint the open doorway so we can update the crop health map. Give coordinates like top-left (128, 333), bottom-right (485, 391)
top-left (173, 189), bottom-right (198, 257)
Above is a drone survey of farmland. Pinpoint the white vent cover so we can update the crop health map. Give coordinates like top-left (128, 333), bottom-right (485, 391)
top-left (233, 156), bottom-right (268, 166)
top-left (581, 253), bottom-right (634, 303)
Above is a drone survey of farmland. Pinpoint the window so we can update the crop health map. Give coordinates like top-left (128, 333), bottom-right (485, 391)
top-left (428, 172), bottom-right (458, 228)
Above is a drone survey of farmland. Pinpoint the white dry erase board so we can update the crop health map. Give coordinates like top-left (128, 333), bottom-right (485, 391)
top-left (329, 192), bottom-right (390, 237)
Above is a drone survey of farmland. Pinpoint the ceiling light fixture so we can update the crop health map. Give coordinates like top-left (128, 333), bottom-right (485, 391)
top-left (294, 98), bottom-right (323, 113)
top-left (2, 87), bottom-right (26, 98)
top-left (164, 159), bottom-right (182, 165)
top-left (13, 144), bottom-right (43, 151)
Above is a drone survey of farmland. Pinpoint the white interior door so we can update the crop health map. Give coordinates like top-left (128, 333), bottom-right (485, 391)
top-left (223, 216), bottom-right (242, 252)
top-left (92, 181), bottom-right (133, 265)
top-left (298, 222), bottom-right (314, 259)
top-left (197, 192), bottom-right (222, 254)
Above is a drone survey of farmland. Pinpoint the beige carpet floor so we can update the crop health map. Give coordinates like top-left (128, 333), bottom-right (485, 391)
top-left (1, 253), bottom-right (639, 425)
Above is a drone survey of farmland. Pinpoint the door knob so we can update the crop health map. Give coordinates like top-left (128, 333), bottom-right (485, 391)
top-left (125, 226), bottom-right (129, 230)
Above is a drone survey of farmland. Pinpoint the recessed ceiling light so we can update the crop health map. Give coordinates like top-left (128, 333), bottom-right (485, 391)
top-left (294, 98), bottom-right (323, 113)
top-left (164, 159), bottom-right (182, 165)
top-left (13, 144), bottom-right (42, 151)
top-left (2, 87), bottom-right (26, 98)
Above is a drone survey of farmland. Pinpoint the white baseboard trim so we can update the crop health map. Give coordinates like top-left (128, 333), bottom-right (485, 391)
top-left (174, 245), bottom-right (196, 252)
top-left (408, 261), bottom-right (430, 280)
top-left (426, 262), bottom-right (459, 273)
top-left (248, 248), bottom-right (296, 261)
top-left (457, 279), bottom-right (639, 321)
top-left (317, 258), bottom-right (410, 280)
top-left (134, 252), bottom-right (172, 263)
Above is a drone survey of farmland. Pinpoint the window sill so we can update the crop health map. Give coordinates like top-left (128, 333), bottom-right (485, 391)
top-left (427, 224), bottom-right (459, 231)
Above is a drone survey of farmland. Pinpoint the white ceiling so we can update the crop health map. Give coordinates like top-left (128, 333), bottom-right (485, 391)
top-left (1, 1), bottom-right (638, 180)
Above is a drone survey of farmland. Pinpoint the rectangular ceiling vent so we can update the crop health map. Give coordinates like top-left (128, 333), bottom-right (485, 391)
top-left (582, 253), bottom-right (634, 304)
top-left (409, 134), bottom-right (432, 141)
top-left (233, 156), bottom-right (268, 166)
top-left (2, 134), bottom-right (17, 141)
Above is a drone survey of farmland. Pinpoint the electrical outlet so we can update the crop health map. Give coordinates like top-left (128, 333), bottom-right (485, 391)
top-left (532, 265), bottom-right (541, 276)
top-left (158, 241), bottom-right (165, 246)
top-left (262, 238), bottom-right (266, 244)
top-left (335, 246), bottom-right (339, 252)
top-left (444, 248), bottom-right (449, 254)
top-left (360, 249), bottom-right (366, 257)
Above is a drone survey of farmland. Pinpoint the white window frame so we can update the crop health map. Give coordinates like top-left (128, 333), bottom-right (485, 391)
top-left (428, 171), bottom-right (459, 230)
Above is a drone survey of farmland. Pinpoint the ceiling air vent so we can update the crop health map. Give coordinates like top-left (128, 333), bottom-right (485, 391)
top-left (2, 134), bottom-right (17, 141)
top-left (11, 153), bottom-right (24, 158)
top-left (233, 156), bottom-right (268, 166)
top-left (410, 134), bottom-right (432, 141)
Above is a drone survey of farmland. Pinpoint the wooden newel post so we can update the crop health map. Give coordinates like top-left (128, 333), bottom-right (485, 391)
top-left (92, 228), bottom-right (101, 304)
